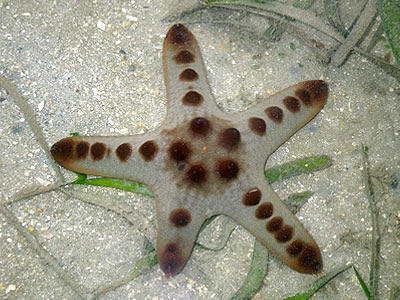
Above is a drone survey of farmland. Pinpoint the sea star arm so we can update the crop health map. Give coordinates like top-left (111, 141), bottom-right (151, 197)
top-left (153, 186), bottom-right (208, 277)
top-left (236, 80), bottom-right (329, 161)
top-left (162, 24), bottom-right (221, 125)
top-left (219, 172), bottom-right (323, 274)
top-left (50, 134), bottom-right (160, 184)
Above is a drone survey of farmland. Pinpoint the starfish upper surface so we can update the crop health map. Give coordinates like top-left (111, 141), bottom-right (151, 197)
top-left (51, 24), bottom-right (328, 277)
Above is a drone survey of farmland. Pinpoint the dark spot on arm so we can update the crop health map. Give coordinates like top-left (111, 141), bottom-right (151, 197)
top-left (286, 239), bottom-right (305, 256)
top-left (182, 91), bottom-right (203, 106)
top-left (158, 242), bottom-right (185, 277)
top-left (139, 140), bottom-right (158, 161)
top-left (255, 202), bottom-right (274, 219)
top-left (298, 245), bottom-right (323, 273)
top-left (283, 96), bottom-right (300, 113)
top-left (296, 80), bottom-right (328, 107)
top-left (165, 24), bottom-right (194, 46)
top-left (265, 107), bottom-right (284, 124)
top-left (168, 141), bottom-right (192, 162)
top-left (303, 80), bottom-right (328, 104)
top-left (90, 142), bottom-right (106, 161)
top-left (51, 137), bottom-right (74, 162)
top-left (217, 159), bottom-right (239, 180)
top-left (248, 117), bottom-right (266, 136)
top-left (179, 69), bottom-right (198, 81)
top-left (275, 225), bottom-right (294, 243)
top-left (187, 164), bottom-right (207, 183)
top-left (218, 128), bottom-right (241, 151)
top-left (169, 208), bottom-right (192, 227)
top-left (295, 89), bottom-right (311, 105)
top-left (116, 143), bottom-right (132, 162)
top-left (174, 50), bottom-right (195, 64)
top-left (190, 117), bottom-right (211, 135)
top-left (76, 141), bottom-right (89, 159)
top-left (266, 216), bottom-right (283, 232)
top-left (243, 188), bottom-right (262, 206)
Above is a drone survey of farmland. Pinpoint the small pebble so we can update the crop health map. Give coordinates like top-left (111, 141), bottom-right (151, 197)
top-left (5, 284), bottom-right (16, 294)
top-left (38, 101), bottom-right (44, 111)
top-left (126, 15), bottom-right (138, 22)
top-left (128, 64), bottom-right (136, 72)
top-left (97, 20), bottom-right (106, 31)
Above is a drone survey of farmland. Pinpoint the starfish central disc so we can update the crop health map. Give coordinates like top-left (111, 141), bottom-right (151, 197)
top-left (163, 117), bottom-right (242, 191)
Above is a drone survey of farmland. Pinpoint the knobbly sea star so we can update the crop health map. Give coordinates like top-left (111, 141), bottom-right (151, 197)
top-left (51, 24), bottom-right (328, 277)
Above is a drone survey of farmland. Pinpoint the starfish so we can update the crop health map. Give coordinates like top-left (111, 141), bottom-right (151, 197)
top-left (51, 24), bottom-right (328, 277)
